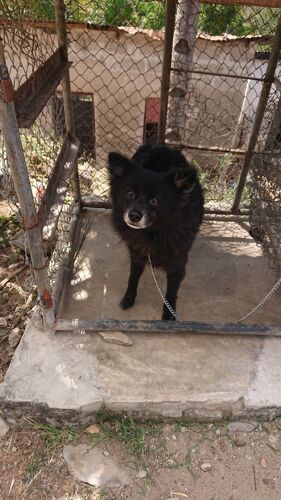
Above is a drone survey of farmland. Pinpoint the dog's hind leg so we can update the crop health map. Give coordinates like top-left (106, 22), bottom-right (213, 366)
top-left (162, 268), bottom-right (185, 321)
top-left (120, 258), bottom-right (145, 310)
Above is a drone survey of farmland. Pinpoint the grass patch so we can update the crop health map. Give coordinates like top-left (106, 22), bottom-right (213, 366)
top-left (25, 419), bottom-right (79, 450)
top-left (91, 416), bottom-right (160, 458)
top-left (26, 453), bottom-right (45, 478)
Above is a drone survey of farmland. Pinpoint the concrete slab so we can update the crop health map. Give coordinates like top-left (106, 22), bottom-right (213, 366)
top-left (1, 210), bottom-right (281, 425)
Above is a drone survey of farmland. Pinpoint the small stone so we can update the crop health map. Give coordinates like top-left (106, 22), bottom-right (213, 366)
top-left (233, 437), bottom-right (246, 448)
top-left (136, 470), bottom-right (147, 479)
top-left (8, 327), bottom-right (21, 348)
top-left (215, 429), bottom-right (221, 436)
top-left (85, 424), bottom-right (100, 434)
top-left (63, 444), bottom-right (131, 488)
top-left (260, 457), bottom-right (267, 468)
top-left (180, 427), bottom-right (188, 433)
top-left (268, 435), bottom-right (277, 446)
top-left (200, 462), bottom-right (212, 472)
top-left (0, 417), bottom-right (9, 437)
top-left (171, 434), bottom-right (177, 441)
top-left (227, 422), bottom-right (257, 433)
top-left (5, 315), bottom-right (13, 321)
top-left (262, 478), bottom-right (275, 489)
top-left (98, 331), bottom-right (133, 346)
top-left (103, 450), bottom-right (109, 457)
top-left (0, 317), bottom-right (7, 327)
top-left (12, 446), bottom-right (17, 452)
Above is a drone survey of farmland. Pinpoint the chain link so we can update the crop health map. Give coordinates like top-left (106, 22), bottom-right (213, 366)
top-left (148, 254), bottom-right (182, 321)
top-left (148, 254), bottom-right (281, 324)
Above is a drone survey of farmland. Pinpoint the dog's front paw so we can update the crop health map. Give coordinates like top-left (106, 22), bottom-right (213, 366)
top-left (162, 308), bottom-right (176, 321)
top-left (120, 293), bottom-right (135, 310)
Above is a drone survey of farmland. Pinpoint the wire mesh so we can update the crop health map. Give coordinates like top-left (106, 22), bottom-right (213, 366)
top-left (0, 0), bottom-right (281, 296)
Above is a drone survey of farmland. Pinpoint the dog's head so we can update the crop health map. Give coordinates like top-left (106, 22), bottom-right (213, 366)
top-left (108, 151), bottom-right (197, 230)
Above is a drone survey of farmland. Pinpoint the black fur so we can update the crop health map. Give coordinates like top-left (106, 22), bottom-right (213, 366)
top-left (108, 144), bottom-right (204, 320)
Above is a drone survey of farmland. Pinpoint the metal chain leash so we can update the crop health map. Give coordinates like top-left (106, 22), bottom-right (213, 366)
top-left (237, 275), bottom-right (281, 323)
top-left (148, 254), bottom-right (281, 324)
top-left (148, 254), bottom-right (182, 321)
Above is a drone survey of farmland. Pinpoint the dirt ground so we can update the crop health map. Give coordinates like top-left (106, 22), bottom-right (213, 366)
top-left (2, 201), bottom-right (281, 500)
top-left (1, 418), bottom-right (281, 499)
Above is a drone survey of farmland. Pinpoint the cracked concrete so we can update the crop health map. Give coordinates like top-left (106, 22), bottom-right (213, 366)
top-left (1, 212), bottom-right (281, 425)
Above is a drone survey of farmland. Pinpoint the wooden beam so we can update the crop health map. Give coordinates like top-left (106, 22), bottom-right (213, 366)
top-left (14, 47), bottom-right (71, 128)
top-left (200, 0), bottom-right (281, 7)
top-left (55, 318), bottom-right (281, 337)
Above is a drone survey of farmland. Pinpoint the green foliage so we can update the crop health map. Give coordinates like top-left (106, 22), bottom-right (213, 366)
top-left (91, 415), bottom-right (160, 457)
top-left (199, 4), bottom-right (277, 36)
top-left (1, 0), bottom-right (276, 35)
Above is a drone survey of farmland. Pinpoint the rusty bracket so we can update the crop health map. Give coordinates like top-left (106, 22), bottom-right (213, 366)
top-left (40, 289), bottom-right (53, 309)
top-left (0, 64), bottom-right (14, 103)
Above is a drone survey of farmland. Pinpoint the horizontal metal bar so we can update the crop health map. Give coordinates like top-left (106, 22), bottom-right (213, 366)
top-left (81, 198), bottom-right (250, 217)
top-left (169, 143), bottom-right (281, 156)
top-left (171, 67), bottom-right (267, 82)
top-left (55, 318), bottom-right (281, 337)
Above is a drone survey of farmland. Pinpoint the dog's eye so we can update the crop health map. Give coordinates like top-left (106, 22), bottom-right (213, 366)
top-left (149, 197), bottom-right (159, 207)
top-left (126, 191), bottom-right (135, 199)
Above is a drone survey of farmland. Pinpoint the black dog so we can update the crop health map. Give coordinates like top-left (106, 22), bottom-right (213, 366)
top-left (108, 144), bottom-right (204, 320)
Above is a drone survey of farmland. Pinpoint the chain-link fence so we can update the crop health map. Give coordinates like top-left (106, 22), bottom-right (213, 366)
top-left (0, 0), bottom-right (281, 325)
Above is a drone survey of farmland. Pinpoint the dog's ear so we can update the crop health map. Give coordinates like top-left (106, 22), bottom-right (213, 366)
top-left (167, 167), bottom-right (197, 194)
top-left (108, 152), bottom-right (132, 178)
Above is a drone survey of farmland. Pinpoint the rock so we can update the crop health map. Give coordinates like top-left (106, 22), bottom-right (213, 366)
top-left (171, 434), bottom-right (177, 441)
top-left (8, 327), bottom-right (21, 348)
top-left (233, 437), bottom-right (246, 447)
top-left (85, 424), bottom-right (100, 434)
top-left (200, 462), bottom-right (212, 472)
top-left (268, 435), bottom-right (277, 446)
top-left (262, 478), bottom-right (275, 489)
top-left (5, 315), bottom-right (13, 321)
top-left (0, 317), bottom-right (7, 327)
top-left (0, 417), bottom-right (9, 437)
top-left (63, 444), bottom-right (131, 488)
top-left (136, 470), bottom-right (147, 479)
top-left (227, 421), bottom-right (257, 433)
top-left (260, 456), bottom-right (267, 468)
top-left (103, 450), bottom-right (109, 457)
top-left (215, 429), bottom-right (221, 436)
top-left (98, 331), bottom-right (133, 346)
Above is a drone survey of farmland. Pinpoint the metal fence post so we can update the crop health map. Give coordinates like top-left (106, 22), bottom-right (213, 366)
top-left (0, 42), bottom-right (55, 331)
top-left (54, 0), bottom-right (81, 207)
top-left (232, 15), bottom-right (281, 213)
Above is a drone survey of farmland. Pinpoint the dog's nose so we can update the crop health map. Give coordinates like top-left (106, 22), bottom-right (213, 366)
top-left (128, 210), bottom-right (142, 223)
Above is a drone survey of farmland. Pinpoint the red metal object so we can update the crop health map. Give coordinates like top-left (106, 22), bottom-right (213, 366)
top-left (145, 97), bottom-right (160, 123)
top-left (41, 289), bottom-right (53, 309)
top-left (1, 79), bottom-right (14, 102)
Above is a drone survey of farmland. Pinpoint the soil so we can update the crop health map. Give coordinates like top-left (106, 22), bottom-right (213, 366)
top-left (1, 419), bottom-right (281, 499)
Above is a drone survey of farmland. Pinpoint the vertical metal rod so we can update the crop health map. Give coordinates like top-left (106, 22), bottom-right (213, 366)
top-left (157, 0), bottom-right (177, 144)
top-left (232, 15), bottom-right (281, 213)
top-left (54, 0), bottom-right (81, 206)
top-left (0, 43), bottom-right (55, 331)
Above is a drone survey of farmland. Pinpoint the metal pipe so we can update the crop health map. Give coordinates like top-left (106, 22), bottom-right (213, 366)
top-left (157, 0), bottom-right (177, 144)
top-left (232, 15), bottom-right (281, 213)
top-left (0, 42), bottom-right (54, 331)
top-left (54, 0), bottom-right (81, 207)
top-left (55, 318), bottom-right (281, 337)
top-left (171, 67), bottom-right (268, 82)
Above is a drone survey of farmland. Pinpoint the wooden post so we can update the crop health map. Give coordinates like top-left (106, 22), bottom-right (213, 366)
top-left (165, 0), bottom-right (200, 144)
